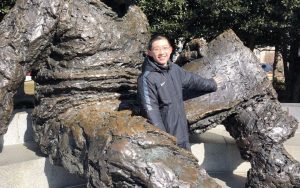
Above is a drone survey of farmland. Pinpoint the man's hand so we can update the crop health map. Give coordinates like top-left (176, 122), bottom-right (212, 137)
top-left (213, 75), bottom-right (224, 86)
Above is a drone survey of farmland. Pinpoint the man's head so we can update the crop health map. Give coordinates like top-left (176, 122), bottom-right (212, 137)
top-left (147, 34), bottom-right (173, 65)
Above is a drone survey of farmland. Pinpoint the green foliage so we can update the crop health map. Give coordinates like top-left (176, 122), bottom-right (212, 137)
top-left (138, 0), bottom-right (190, 39)
top-left (0, 0), bottom-right (16, 21)
top-left (138, 0), bottom-right (300, 46)
top-left (236, 0), bottom-right (300, 45)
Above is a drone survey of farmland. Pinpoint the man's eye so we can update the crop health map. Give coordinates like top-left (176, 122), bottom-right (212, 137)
top-left (152, 46), bottom-right (170, 52)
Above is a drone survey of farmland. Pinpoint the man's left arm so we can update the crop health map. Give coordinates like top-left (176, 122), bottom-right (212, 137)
top-left (177, 65), bottom-right (219, 92)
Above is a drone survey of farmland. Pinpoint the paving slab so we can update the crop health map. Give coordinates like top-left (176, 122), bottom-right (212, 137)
top-left (0, 109), bottom-right (33, 146)
top-left (0, 143), bottom-right (86, 188)
top-left (281, 103), bottom-right (300, 123)
top-left (209, 172), bottom-right (247, 188)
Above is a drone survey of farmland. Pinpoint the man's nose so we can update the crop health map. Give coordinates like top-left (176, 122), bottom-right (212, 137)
top-left (158, 48), bottom-right (165, 53)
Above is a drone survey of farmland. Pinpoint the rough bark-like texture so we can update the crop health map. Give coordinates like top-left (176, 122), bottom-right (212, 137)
top-left (0, 0), bottom-right (60, 134)
top-left (54, 101), bottom-right (219, 188)
top-left (0, 0), bottom-right (220, 187)
top-left (183, 30), bottom-right (300, 187)
top-left (1, 0), bottom-right (299, 187)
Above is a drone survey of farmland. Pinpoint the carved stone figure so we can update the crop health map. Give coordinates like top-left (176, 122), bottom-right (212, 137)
top-left (0, 0), bottom-right (220, 187)
top-left (184, 30), bottom-right (300, 187)
top-left (0, 0), bottom-right (299, 187)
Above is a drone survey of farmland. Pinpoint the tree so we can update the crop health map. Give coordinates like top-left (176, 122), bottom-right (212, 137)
top-left (138, 0), bottom-right (190, 40)
top-left (0, 0), bottom-right (15, 21)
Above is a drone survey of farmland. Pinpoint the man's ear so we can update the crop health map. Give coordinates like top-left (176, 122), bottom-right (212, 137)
top-left (146, 50), bottom-right (152, 57)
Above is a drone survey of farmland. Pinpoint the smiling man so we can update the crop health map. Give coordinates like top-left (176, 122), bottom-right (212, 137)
top-left (138, 34), bottom-right (221, 151)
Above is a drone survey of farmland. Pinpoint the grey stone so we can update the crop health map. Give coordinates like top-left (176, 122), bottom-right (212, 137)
top-left (0, 0), bottom-right (220, 187)
top-left (1, 0), bottom-right (299, 187)
top-left (184, 30), bottom-right (300, 187)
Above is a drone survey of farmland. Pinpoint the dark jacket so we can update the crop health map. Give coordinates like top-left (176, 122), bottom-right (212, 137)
top-left (137, 57), bottom-right (217, 148)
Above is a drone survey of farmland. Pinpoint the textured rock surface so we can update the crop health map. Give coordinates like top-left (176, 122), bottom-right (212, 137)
top-left (183, 30), bottom-right (300, 187)
top-left (1, 0), bottom-right (299, 187)
top-left (0, 0), bottom-right (220, 187)
top-left (55, 102), bottom-right (219, 187)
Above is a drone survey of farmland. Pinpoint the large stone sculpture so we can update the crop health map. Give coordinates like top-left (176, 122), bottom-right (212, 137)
top-left (0, 0), bottom-right (299, 187)
top-left (0, 0), bottom-right (220, 187)
top-left (183, 30), bottom-right (300, 187)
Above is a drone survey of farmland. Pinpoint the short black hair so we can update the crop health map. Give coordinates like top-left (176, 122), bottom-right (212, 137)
top-left (148, 34), bottom-right (172, 50)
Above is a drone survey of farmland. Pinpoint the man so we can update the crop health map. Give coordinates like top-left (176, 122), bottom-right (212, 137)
top-left (138, 34), bottom-right (221, 151)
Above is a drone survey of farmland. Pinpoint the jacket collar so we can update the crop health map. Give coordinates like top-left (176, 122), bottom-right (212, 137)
top-left (142, 56), bottom-right (172, 73)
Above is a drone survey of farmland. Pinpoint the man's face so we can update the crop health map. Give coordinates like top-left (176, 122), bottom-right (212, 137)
top-left (147, 39), bottom-right (173, 65)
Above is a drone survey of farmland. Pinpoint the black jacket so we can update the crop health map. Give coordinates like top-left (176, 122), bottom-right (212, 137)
top-left (137, 57), bottom-right (217, 145)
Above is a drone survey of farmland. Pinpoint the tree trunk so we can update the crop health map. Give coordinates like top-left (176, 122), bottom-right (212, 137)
top-left (272, 45), bottom-right (286, 101)
top-left (290, 35), bottom-right (300, 102)
top-left (273, 45), bottom-right (278, 82)
top-left (281, 34), bottom-right (292, 102)
top-left (248, 35), bottom-right (256, 51)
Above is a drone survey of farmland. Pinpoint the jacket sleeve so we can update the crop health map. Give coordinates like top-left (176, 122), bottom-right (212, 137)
top-left (137, 73), bottom-right (166, 131)
top-left (176, 64), bottom-right (217, 92)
